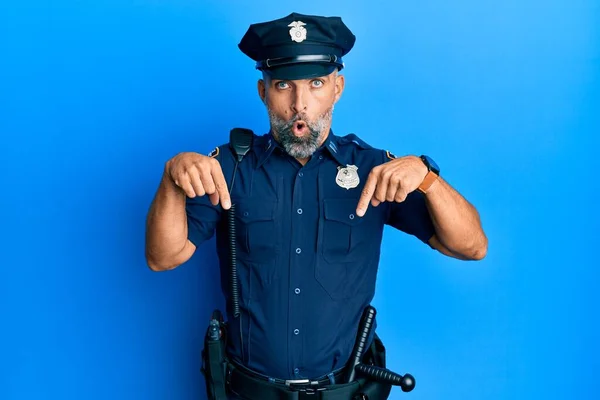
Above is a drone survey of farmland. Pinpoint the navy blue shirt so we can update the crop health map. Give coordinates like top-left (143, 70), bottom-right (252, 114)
top-left (186, 131), bottom-right (435, 380)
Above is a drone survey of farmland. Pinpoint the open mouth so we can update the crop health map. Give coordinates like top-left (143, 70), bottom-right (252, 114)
top-left (292, 120), bottom-right (308, 136)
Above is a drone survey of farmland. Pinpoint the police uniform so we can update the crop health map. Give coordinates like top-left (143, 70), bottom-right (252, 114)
top-left (189, 12), bottom-right (434, 400)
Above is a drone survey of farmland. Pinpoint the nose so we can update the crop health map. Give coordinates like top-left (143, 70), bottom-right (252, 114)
top-left (291, 86), bottom-right (307, 114)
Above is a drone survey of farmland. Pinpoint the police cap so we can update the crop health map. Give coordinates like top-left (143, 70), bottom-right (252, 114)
top-left (238, 12), bottom-right (356, 80)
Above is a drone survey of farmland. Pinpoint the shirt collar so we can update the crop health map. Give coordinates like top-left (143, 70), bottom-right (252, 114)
top-left (322, 132), bottom-right (350, 166)
top-left (255, 131), bottom-right (279, 168)
top-left (255, 130), bottom-right (350, 168)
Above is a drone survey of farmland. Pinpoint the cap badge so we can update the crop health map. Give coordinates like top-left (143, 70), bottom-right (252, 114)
top-left (336, 165), bottom-right (360, 190)
top-left (288, 21), bottom-right (307, 43)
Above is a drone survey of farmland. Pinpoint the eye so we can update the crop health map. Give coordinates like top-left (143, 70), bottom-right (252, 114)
top-left (276, 81), bottom-right (289, 89)
top-left (311, 79), bottom-right (324, 88)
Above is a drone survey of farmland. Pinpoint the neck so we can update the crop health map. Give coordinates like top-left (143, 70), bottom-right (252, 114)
top-left (296, 157), bottom-right (309, 166)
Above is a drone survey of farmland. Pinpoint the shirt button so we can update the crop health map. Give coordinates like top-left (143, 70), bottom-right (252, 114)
top-left (297, 208), bottom-right (303, 215)
top-left (349, 214), bottom-right (355, 220)
top-left (294, 288), bottom-right (301, 295)
top-left (319, 155), bottom-right (323, 160)
top-left (294, 367), bottom-right (300, 374)
top-left (243, 211), bottom-right (249, 217)
top-left (294, 329), bottom-right (300, 335)
top-left (296, 248), bottom-right (301, 254)
top-left (298, 172), bottom-right (304, 177)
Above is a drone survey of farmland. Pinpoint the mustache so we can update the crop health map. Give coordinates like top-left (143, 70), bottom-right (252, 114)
top-left (282, 113), bottom-right (309, 125)
top-left (279, 113), bottom-right (319, 133)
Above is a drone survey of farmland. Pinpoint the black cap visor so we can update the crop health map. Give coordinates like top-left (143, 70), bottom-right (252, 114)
top-left (262, 63), bottom-right (340, 80)
top-left (257, 54), bottom-right (344, 80)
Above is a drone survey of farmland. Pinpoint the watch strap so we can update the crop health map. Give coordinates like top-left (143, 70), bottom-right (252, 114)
top-left (417, 170), bottom-right (439, 194)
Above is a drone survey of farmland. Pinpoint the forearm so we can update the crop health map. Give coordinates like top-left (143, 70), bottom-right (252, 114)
top-left (145, 171), bottom-right (192, 270)
top-left (424, 177), bottom-right (487, 260)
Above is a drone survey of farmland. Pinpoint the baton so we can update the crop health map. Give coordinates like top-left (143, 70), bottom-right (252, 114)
top-left (345, 305), bottom-right (376, 383)
top-left (345, 305), bottom-right (416, 392)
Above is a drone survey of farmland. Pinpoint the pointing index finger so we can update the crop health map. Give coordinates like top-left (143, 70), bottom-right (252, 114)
top-left (356, 170), bottom-right (379, 217)
top-left (210, 163), bottom-right (231, 210)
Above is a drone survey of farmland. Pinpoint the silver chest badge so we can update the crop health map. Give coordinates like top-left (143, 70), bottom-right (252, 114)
top-left (336, 165), bottom-right (360, 190)
top-left (288, 21), bottom-right (307, 43)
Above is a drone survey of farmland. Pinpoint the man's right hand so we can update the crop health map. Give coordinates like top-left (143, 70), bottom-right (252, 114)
top-left (165, 152), bottom-right (231, 210)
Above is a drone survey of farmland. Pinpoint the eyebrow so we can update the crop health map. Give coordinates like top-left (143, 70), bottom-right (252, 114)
top-left (271, 76), bottom-right (329, 86)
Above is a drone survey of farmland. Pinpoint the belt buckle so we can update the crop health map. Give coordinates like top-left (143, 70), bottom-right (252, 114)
top-left (285, 379), bottom-right (325, 394)
top-left (285, 379), bottom-right (310, 386)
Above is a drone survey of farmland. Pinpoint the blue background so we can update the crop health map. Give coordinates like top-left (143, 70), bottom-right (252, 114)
top-left (2, 1), bottom-right (598, 399)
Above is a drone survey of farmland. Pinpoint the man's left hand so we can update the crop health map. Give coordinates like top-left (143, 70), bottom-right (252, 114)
top-left (356, 156), bottom-right (428, 217)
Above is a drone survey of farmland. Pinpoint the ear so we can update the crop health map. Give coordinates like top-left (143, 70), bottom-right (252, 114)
top-left (334, 73), bottom-right (345, 104)
top-left (258, 79), bottom-right (266, 104)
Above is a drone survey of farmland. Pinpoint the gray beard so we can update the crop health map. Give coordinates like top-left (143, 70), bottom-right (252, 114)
top-left (268, 106), bottom-right (333, 159)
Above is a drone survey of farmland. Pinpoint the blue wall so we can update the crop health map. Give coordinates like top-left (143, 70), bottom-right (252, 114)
top-left (2, 1), bottom-right (598, 399)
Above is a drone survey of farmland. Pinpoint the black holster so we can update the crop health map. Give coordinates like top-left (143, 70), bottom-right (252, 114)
top-left (201, 310), bottom-right (229, 400)
top-left (351, 334), bottom-right (393, 400)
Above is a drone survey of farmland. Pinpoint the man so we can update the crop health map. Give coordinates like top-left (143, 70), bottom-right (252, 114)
top-left (145, 12), bottom-right (487, 400)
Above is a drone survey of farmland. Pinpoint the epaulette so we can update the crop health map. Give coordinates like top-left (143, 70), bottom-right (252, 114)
top-left (338, 133), bottom-right (397, 160)
top-left (337, 133), bottom-right (374, 150)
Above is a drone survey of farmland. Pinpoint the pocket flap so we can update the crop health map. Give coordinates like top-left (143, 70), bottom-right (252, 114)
top-left (324, 198), bottom-right (363, 226)
top-left (235, 200), bottom-right (277, 223)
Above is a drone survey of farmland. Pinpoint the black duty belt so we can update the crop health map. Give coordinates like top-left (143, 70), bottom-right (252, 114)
top-left (226, 360), bottom-right (359, 400)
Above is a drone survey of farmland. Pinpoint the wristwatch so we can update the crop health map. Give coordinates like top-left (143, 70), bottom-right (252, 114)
top-left (417, 155), bottom-right (440, 194)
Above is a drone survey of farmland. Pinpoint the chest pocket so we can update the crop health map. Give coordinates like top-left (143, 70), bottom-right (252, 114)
top-left (316, 198), bottom-right (379, 300)
top-left (235, 199), bottom-right (280, 263)
top-left (232, 199), bottom-right (281, 301)
top-left (321, 199), bottom-right (366, 262)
